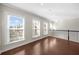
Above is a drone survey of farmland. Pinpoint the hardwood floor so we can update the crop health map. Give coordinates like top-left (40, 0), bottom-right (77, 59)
top-left (1, 36), bottom-right (79, 55)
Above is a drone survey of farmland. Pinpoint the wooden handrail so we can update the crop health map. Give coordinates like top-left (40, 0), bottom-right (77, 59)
top-left (53, 30), bottom-right (79, 32)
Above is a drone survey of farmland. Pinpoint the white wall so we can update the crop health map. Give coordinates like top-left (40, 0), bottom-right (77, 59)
top-left (0, 4), bottom-right (53, 53)
top-left (53, 19), bottom-right (79, 43)
top-left (55, 19), bottom-right (79, 30)
top-left (0, 4), bottom-right (2, 54)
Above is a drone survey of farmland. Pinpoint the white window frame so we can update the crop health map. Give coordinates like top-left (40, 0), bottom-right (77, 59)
top-left (43, 22), bottom-right (48, 35)
top-left (32, 19), bottom-right (40, 38)
top-left (7, 15), bottom-right (25, 44)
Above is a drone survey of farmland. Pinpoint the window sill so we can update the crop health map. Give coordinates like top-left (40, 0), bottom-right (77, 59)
top-left (43, 33), bottom-right (48, 35)
top-left (32, 35), bottom-right (40, 38)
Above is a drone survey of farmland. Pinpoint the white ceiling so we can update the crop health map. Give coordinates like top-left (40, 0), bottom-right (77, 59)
top-left (4, 3), bottom-right (79, 22)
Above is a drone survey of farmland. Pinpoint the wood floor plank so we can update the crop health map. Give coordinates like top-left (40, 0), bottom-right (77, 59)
top-left (1, 36), bottom-right (79, 55)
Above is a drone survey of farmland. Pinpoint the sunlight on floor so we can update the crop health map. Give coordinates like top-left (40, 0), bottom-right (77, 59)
top-left (33, 42), bottom-right (41, 54)
top-left (49, 39), bottom-right (56, 48)
top-left (43, 39), bottom-right (48, 52)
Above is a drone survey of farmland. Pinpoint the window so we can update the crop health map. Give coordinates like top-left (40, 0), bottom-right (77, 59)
top-left (43, 22), bottom-right (48, 35)
top-left (53, 25), bottom-right (56, 30)
top-left (7, 15), bottom-right (24, 43)
top-left (32, 20), bottom-right (40, 37)
top-left (50, 23), bottom-right (53, 30)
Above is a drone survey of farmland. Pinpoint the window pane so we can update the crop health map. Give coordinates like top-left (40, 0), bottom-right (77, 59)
top-left (9, 29), bottom-right (24, 42)
top-left (8, 15), bottom-right (24, 43)
top-left (50, 23), bottom-right (52, 29)
top-left (32, 29), bottom-right (38, 36)
top-left (37, 29), bottom-right (40, 36)
top-left (43, 22), bottom-right (48, 35)
top-left (9, 16), bottom-right (23, 28)
top-left (32, 20), bottom-right (40, 37)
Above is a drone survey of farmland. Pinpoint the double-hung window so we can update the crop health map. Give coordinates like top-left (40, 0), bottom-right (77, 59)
top-left (32, 19), bottom-right (40, 37)
top-left (43, 22), bottom-right (48, 35)
top-left (7, 15), bottom-right (24, 43)
top-left (50, 23), bottom-right (53, 30)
